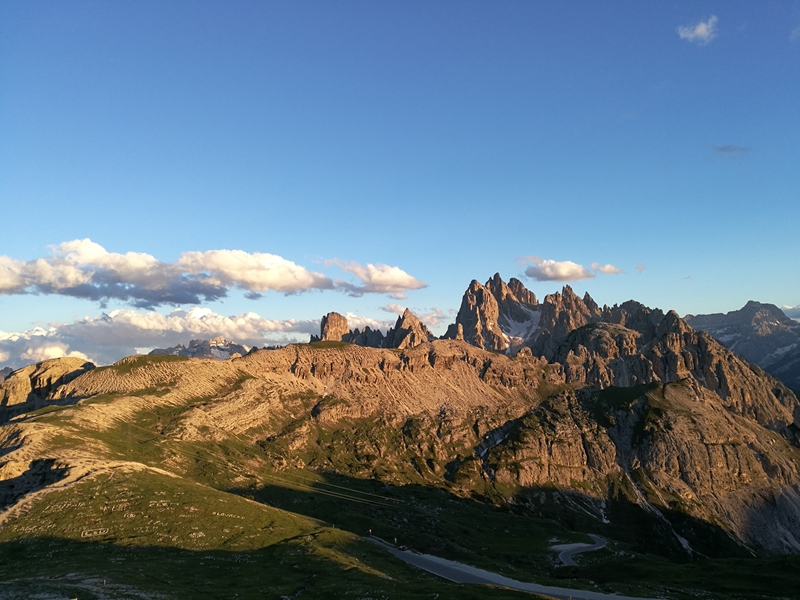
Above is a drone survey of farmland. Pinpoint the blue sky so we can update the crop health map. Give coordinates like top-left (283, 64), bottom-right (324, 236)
top-left (1, 1), bottom-right (799, 367)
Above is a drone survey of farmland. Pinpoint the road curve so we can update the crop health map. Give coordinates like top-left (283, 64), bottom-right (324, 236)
top-left (366, 537), bottom-right (659, 600)
top-left (551, 534), bottom-right (607, 567)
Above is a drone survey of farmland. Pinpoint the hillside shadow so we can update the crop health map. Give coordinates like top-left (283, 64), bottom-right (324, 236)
top-left (0, 535), bottom-right (536, 600)
top-left (227, 471), bottom-right (800, 598)
top-left (0, 458), bottom-right (70, 510)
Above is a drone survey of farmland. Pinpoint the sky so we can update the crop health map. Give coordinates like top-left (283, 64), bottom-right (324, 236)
top-left (1, 1), bottom-right (799, 368)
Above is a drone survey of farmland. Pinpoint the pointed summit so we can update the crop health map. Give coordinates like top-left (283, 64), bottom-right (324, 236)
top-left (444, 279), bottom-right (508, 351)
top-left (385, 308), bottom-right (436, 349)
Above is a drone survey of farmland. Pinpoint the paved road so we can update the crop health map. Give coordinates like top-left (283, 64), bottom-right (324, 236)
top-left (551, 534), bottom-right (607, 567)
top-left (366, 537), bottom-right (660, 600)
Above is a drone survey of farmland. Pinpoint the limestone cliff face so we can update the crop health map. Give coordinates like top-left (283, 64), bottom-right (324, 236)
top-left (444, 274), bottom-right (541, 352)
top-left (0, 357), bottom-right (94, 416)
top-left (444, 279), bottom-right (508, 351)
top-left (530, 286), bottom-right (602, 359)
top-left (507, 277), bottom-right (537, 306)
top-left (317, 312), bottom-right (351, 342)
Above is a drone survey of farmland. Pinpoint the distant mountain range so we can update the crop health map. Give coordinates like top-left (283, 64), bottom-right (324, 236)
top-left (148, 336), bottom-right (249, 360)
top-left (685, 301), bottom-right (800, 390)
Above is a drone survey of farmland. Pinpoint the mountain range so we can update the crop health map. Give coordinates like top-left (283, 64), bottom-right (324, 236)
top-left (685, 302), bottom-right (800, 390)
top-left (1, 274), bottom-right (800, 599)
top-left (148, 336), bottom-right (250, 360)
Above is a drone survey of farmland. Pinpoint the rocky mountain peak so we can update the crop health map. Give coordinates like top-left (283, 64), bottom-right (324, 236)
top-left (384, 309), bottom-right (436, 350)
top-left (444, 278), bottom-right (507, 351)
top-left (532, 285), bottom-right (602, 358)
top-left (319, 312), bottom-right (350, 342)
top-left (508, 277), bottom-right (537, 305)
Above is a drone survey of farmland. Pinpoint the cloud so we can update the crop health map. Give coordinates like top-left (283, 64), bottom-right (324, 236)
top-left (21, 344), bottom-right (89, 363)
top-left (520, 257), bottom-right (625, 282)
top-left (636, 264), bottom-right (646, 273)
top-left (380, 304), bottom-right (449, 329)
top-left (326, 260), bottom-right (427, 299)
top-left (0, 307), bottom-right (323, 369)
top-left (521, 257), bottom-right (594, 282)
top-left (791, 26), bottom-right (800, 43)
top-left (380, 303), bottom-right (406, 315)
top-left (677, 16), bottom-right (718, 44)
top-left (341, 313), bottom-right (395, 333)
top-left (0, 240), bottom-right (425, 308)
top-left (178, 249), bottom-right (333, 294)
top-left (782, 305), bottom-right (800, 320)
top-left (590, 262), bottom-right (625, 275)
top-left (711, 144), bottom-right (751, 157)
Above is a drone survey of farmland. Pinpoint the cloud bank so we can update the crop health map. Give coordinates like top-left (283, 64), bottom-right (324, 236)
top-left (0, 240), bottom-right (425, 307)
top-left (0, 308), bottom-right (320, 368)
top-left (677, 16), bottom-right (718, 45)
top-left (520, 257), bottom-right (625, 282)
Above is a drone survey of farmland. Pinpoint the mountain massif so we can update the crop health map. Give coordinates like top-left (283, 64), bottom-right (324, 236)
top-left (685, 301), bottom-right (800, 390)
top-left (2, 274), bottom-right (800, 599)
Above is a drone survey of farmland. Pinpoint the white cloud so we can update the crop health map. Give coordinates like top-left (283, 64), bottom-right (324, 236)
top-left (521, 256), bottom-right (594, 282)
top-left (677, 16), bottom-right (718, 45)
top-left (590, 262), bottom-right (625, 275)
top-left (178, 249), bottom-right (333, 294)
top-left (636, 264), bottom-right (646, 273)
top-left (21, 344), bottom-right (89, 363)
top-left (327, 260), bottom-right (428, 299)
top-left (380, 303), bottom-right (406, 315)
top-left (380, 304), bottom-right (448, 329)
top-left (342, 313), bottom-right (395, 333)
top-left (0, 308), bottom-right (323, 369)
top-left (782, 305), bottom-right (800, 320)
top-left (0, 240), bottom-right (425, 307)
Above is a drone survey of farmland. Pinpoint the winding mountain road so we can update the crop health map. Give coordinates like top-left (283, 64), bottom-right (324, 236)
top-left (366, 537), bottom-right (659, 600)
top-left (550, 534), bottom-right (607, 567)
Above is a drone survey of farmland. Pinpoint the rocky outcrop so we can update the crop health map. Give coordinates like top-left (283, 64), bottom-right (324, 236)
top-left (150, 336), bottom-right (249, 360)
top-left (384, 309), bottom-right (436, 350)
top-left (444, 274), bottom-right (541, 352)
top-left (529, 286), bottom-right (602, 359)
top-left (0, 357), bottom-right (94, 417)
top-left (508, 277), bottom-right (537, 306)
top-left (310, 309), bottom-right (435, 350)
top-left (317, 312), bottom-right (351, 342)
top-left (444, 279), bottom-right (509, 351)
